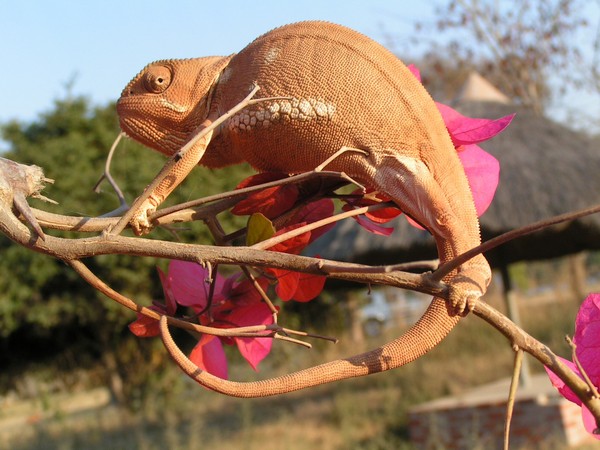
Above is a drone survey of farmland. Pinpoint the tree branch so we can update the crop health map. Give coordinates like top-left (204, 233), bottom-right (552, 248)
top-left (2, 156), bottom-right (600, 424)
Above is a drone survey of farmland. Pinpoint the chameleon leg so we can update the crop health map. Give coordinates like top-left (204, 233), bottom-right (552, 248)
top-left (128, 125), bottom-right (215, 235)
top-left (372, 153), bottom-right (491, 314)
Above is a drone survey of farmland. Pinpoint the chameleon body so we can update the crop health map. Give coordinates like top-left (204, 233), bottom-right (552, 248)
top-left (117, 21), bottom-right (491, 397)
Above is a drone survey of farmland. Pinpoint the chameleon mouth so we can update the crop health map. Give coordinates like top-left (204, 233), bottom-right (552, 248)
top-left (117, 114), bottom-right (187, 156)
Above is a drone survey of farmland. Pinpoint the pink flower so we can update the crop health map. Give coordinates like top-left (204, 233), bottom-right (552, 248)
top-left (130, 260), bottom-right (273, 378)
top-left (410, 65), bottom-right (512, 222)
top-left (545, 293), bottom-right (600, 438)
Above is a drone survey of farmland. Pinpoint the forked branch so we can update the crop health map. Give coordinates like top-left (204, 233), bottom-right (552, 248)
top-left (1, 156), bottom-right (600, 421)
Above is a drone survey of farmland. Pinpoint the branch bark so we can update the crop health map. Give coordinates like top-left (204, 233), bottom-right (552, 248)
top-left (1, 156), bottom-right (599, 425)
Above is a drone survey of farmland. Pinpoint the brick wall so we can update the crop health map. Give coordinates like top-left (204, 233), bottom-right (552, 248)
top-left (409, 393), bottom-right (592, 449)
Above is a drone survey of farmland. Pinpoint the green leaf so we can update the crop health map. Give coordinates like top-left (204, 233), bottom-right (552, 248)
top-left (246, 213), bottom-right (275, 246)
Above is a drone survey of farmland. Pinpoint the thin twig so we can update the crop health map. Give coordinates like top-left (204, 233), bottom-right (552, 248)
top-left (566, 335), bottom-right (600, 399)
top-left (504, 348), bottom-right (523, 450)
top-left (279, 327), bottom-right (338, 344)
top-left (251, 203), bottom-right (390, 251)
top-left (314, 145), bottom-right (367, 174)
top-left (93, 131), bottom-right (128, 210)
top-left (241, 266), bottom-right (279, 317)
top-left (432, 203), bottom-right (600, 281)
top-left (319, 259), bottom-right (439, 274)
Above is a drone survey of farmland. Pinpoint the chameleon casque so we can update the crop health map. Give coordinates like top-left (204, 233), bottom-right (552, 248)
top-left (117, 21), bottom-right (491, 397)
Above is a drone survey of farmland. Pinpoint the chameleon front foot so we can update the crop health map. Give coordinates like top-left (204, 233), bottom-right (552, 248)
top-left (129, 198), bottom-right (157, 235)
top-left (448, 283), bottom-right (482, 316)
top-left (447, 259), bottom-right (491, 316)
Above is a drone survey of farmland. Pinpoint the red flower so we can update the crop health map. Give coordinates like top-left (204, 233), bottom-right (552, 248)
top-left (342, 189), bottom-right (402, 236)
top-left (231, 172), bottom-right (299, 219)
top-left (264, 222), bottom-right (327, 302)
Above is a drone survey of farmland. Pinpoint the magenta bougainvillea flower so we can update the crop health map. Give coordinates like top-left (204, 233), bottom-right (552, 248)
top-left (404, 66), bottom-right (512, 229)
top-left (545, 293), bottom-right (600, 438)
top-left (130, 260), bottom-right (274, 378)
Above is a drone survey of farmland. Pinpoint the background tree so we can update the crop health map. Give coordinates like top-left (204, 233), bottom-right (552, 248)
top-left (392, 0), bottom-right (597, 122)
top-left (0, 95), bottom-right (255, 402)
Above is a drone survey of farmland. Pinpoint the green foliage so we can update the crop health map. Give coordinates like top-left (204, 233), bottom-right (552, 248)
top-left (0, 95), bottom-right (253, 394)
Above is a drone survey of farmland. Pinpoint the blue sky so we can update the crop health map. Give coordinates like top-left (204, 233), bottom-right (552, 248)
top-left (0, 1), bottom-right (439, 124)
top-left (1, 1), bottom-right (598, 133)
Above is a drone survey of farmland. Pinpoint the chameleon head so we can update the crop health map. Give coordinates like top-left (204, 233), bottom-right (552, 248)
top-left (116, 56), bottom-right (230, 156)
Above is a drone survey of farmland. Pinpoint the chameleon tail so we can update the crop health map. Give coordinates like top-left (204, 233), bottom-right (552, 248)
top-left (158, 152), bottom-right (484, 397)
top-left (159, 249), bottom-right (460, 398)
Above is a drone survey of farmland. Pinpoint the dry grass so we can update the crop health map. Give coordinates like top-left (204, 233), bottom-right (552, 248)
top-left (0, 290), bottom-right (591, 450)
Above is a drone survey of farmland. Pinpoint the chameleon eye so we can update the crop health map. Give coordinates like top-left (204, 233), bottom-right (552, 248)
top-left (143, 65), bottom-right (172, 94)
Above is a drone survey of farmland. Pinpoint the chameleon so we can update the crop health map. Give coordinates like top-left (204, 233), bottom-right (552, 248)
top-left (116, 21), bottom-right (491, 397)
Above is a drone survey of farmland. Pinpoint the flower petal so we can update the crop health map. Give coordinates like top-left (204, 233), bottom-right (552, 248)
top-left (366, 207), bottom-right (402, 224)
top-left (128, 313), bottom-right (160, 337)
top-left (234, 172), bottom-right (288, 189)
top-left (269, 223), bottom-right (312, 255)
top-left (355, 215), bottom-right (395, 236)
top-left (128, 304), bottom-right (166, 338)
top-left (582, 406), bottom-right (600, 439)
top-left (544, 356), bottom-right (582, 405)
top-left (574, 294), bottom-right (600, 389)
top-left (342, 189), bottom-right (402, 225)
top-left (230, 277), bottom-right (270, 307)
top-left (233, 185), bottom-right (299, 219)
top-left (407, 64), bottom-right (421, 82)
top-left (168, 260), bottom-right (214, 311)
top-left (272, 269), bottom-right (300, 301)
top-left (457, 144), bottom-right (500, 216)
top-left (288, 199), bottom-right (335, 242)
top-left (291, 272), bottom-right (326, 302)
top-left (189, 334), bottom-right (228, 379)
top-left (229, 303), bottom-right (274, 371)
top-left (232, 173), bottom-right (299, 219)
top-left (436, 102), bottom-right (514, 146)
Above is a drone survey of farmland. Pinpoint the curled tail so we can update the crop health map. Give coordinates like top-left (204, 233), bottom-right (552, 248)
top-left (160, 294), bottom-right (459, 398)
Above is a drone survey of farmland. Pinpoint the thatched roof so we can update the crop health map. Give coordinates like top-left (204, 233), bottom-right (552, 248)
top-left (311, 101), bottom-right (600, 268)
top-left (462, 101), bottom-right (600, 264)
top-left (455, 72), bottom-right (511, 105)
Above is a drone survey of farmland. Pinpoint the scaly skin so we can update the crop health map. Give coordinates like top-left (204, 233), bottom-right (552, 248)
top-left (117, 21), bottom-right (491, 397)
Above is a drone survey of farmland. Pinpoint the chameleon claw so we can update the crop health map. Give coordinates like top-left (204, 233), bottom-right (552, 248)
top-left (448, 284), bottom-right (483, 317)
top-left (129, 199), bottom-right (157, 235)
